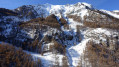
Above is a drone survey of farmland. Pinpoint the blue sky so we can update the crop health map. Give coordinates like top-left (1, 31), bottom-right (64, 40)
top-left (0, 0), bottom-right (118, 11)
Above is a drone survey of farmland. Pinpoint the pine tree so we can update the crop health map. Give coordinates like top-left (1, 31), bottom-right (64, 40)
top-left (62, 56), bottom-right (69, 67)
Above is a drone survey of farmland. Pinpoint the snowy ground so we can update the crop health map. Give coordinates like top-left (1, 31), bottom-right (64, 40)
top-left (100, 9), bottom-right (119, 19)
top-left (25, 51), bottom-right (64, 67)
top-left (66, 39), bottom-right (90, 67)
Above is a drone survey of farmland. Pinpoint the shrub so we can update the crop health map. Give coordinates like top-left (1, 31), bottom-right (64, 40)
top-left (63, 24), bottom-right (70, 29)
top-left (83, 10), bottom-right (119, 30)
top-left (84, 21), bottom-right (119, 30)
top-left (45, 14), bottom-right (58, 23)
top-left (59, 18), bottom-right (67, 25)
top-left (62, 56), bottom-right (69, 67)
top-left (80, 41), bottom-right (119, 67)
top-left (67, 15), bottom-right (81, 22)
top-left (22, 39), bottom-right (42, 53)
top-left (19, 14), bottom-right (61, 30)
top-left (0, 44), bottom-right (42, 67)
top-left (51, 39), bottom-right (66, 54)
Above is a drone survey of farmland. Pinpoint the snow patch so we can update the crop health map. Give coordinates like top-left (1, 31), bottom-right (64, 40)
top-left (67, 39), bottom-right (90, 66)
top-left (113, 10), bottom-right (119, 13)
top-left (100, 9), bottom-right (119, 19)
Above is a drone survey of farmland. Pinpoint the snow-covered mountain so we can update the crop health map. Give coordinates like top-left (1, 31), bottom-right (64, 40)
top-left (15, 2), bottom-right (93, 19)
top-left (0, 2), bottom-right (119, 67)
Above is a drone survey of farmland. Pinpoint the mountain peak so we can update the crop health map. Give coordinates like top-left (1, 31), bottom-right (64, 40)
top-left (75, 2), bottom-right (93, 9)
top-left (81, 2), bottom-right (93, 8)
